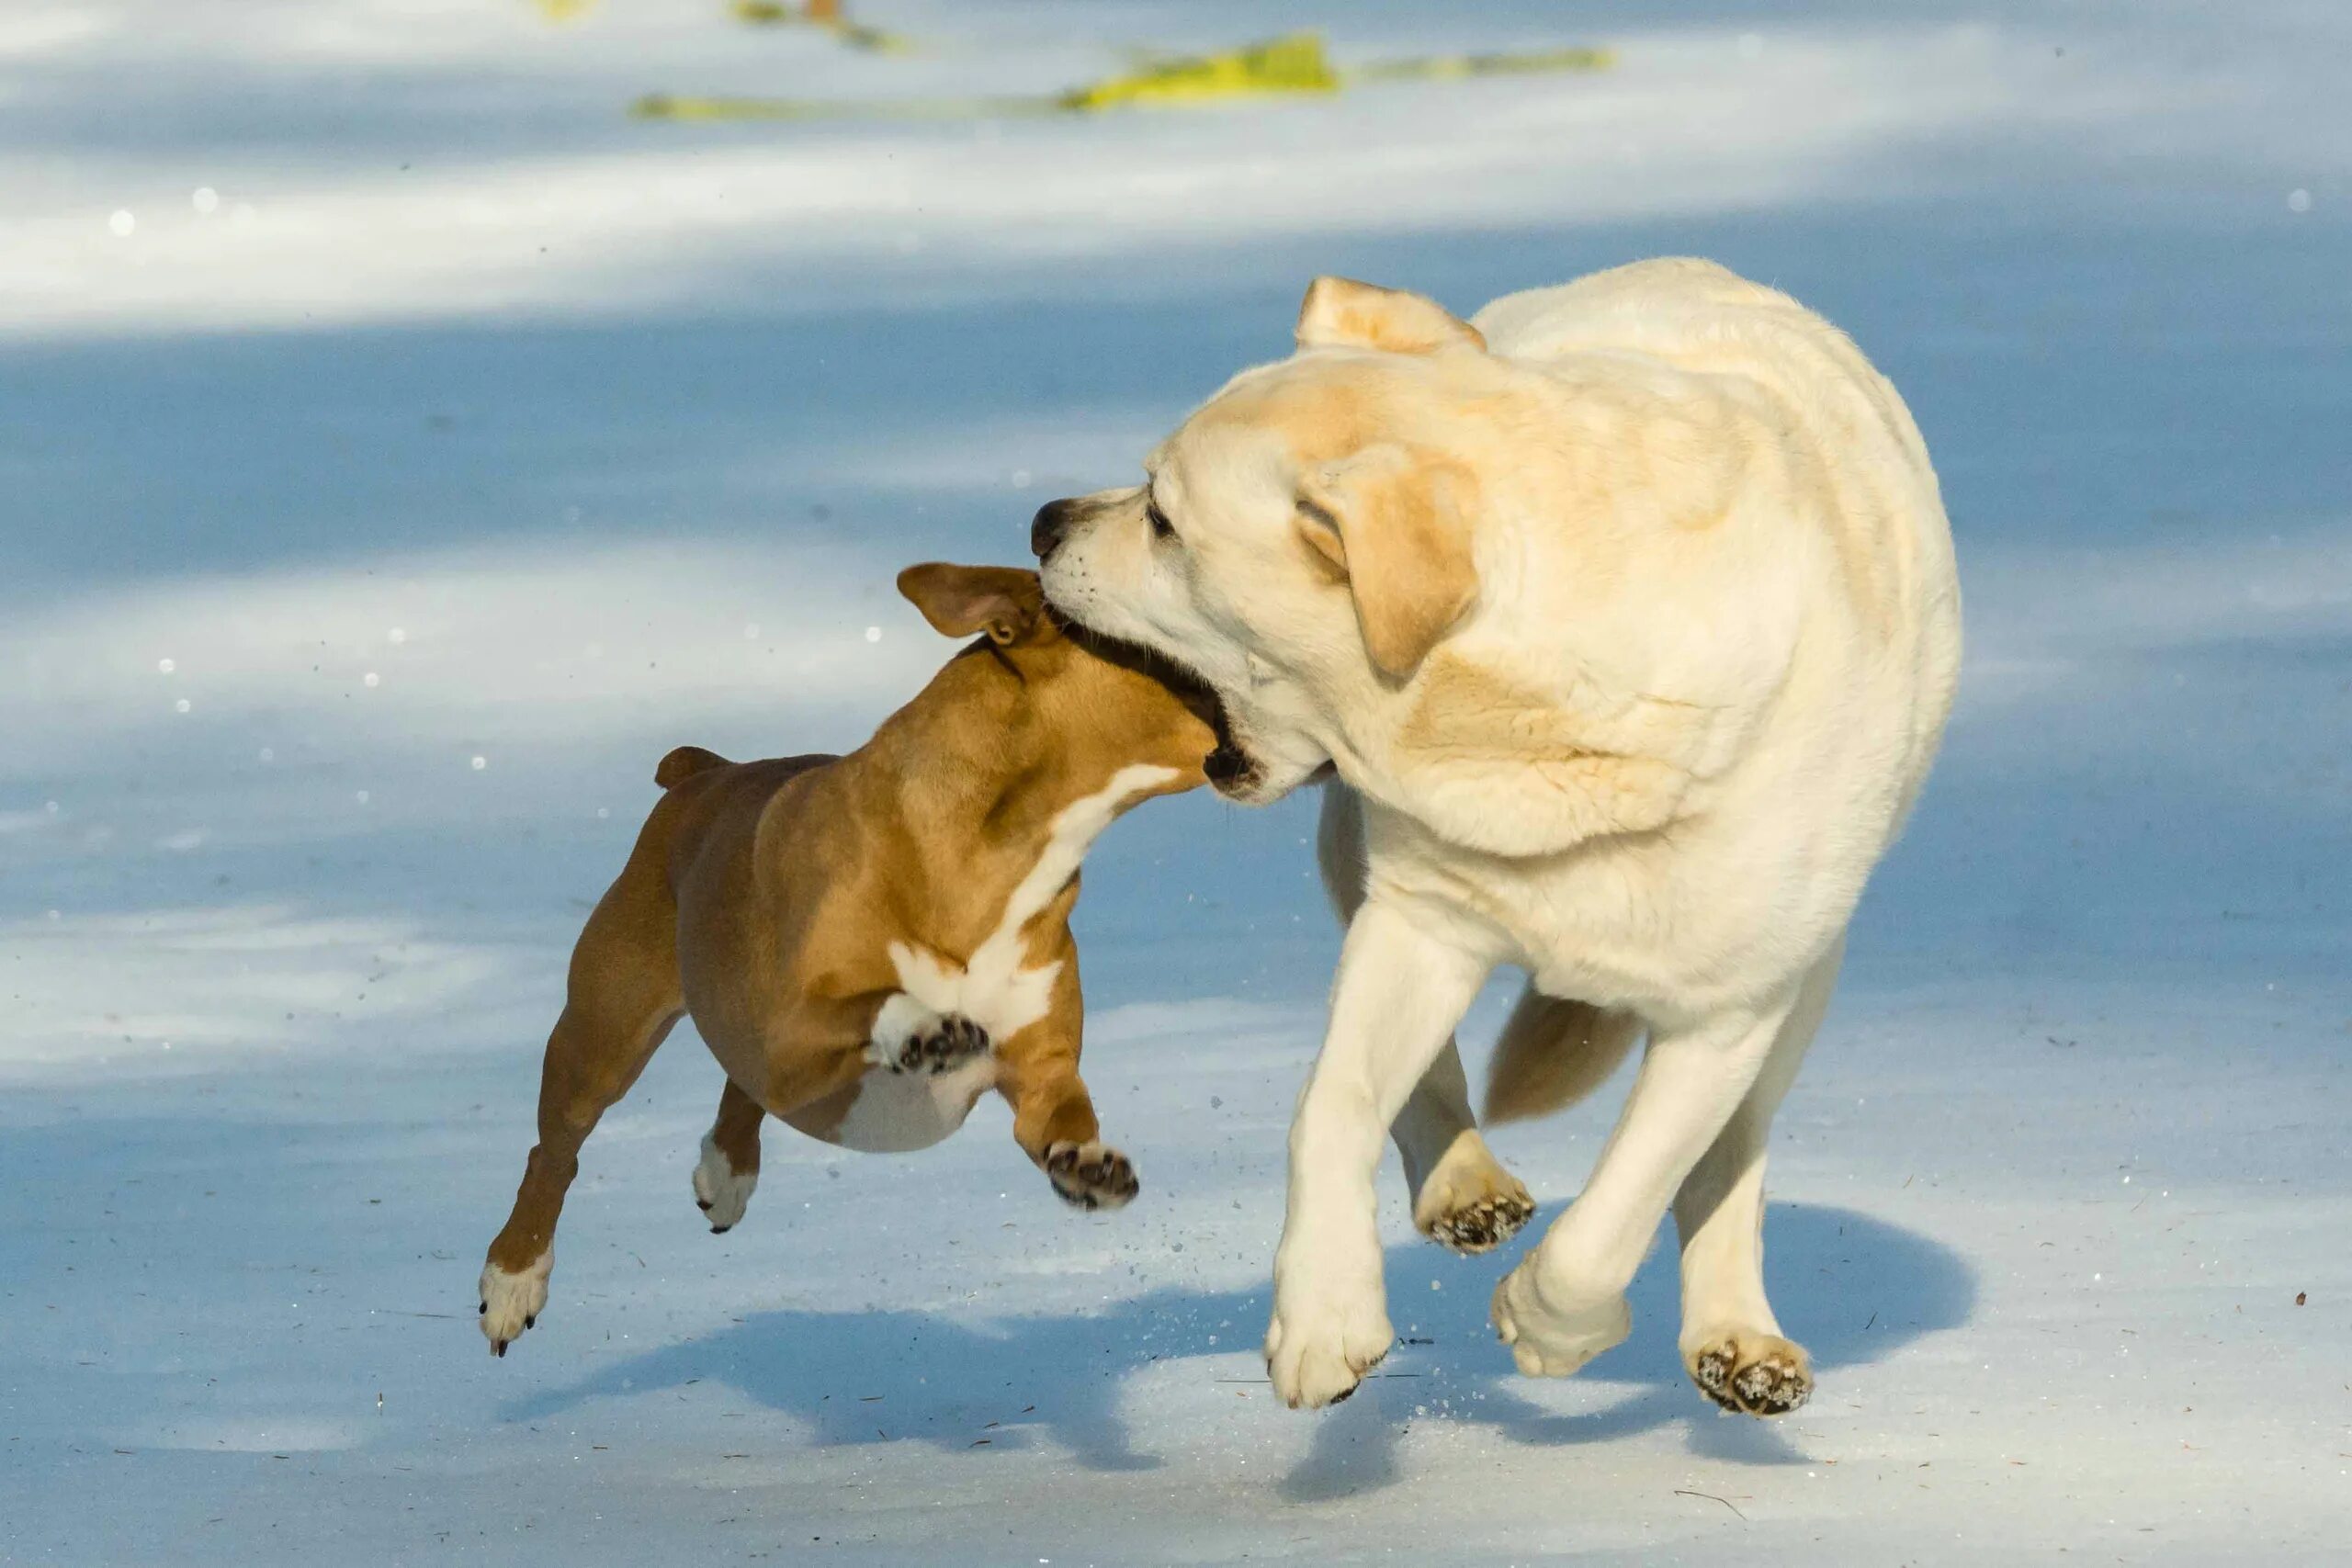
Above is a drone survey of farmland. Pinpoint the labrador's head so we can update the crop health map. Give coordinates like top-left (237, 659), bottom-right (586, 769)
top-left (1034, 278), bottom-right (1499, 807)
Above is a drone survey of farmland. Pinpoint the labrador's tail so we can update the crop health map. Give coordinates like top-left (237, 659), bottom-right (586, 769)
top-left (1482, 989), bottom-right (1643, 1125)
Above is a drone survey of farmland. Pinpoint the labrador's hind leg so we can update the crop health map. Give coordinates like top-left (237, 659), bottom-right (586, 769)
top-left (1675, 939), bottom-right (1843, 1416)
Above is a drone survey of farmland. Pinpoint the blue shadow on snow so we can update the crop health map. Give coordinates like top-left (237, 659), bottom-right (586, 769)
top-left (503, 1201), bottom-right (1972, 1499)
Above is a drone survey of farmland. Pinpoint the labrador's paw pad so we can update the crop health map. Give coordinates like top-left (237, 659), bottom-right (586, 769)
top-left (1420, 1183), bottom-right (1535, 1255)
top-left (1411, 1137), bottom-right (1534, 1255)
top-left (1686, 1331), bottom-right (1813, 1416)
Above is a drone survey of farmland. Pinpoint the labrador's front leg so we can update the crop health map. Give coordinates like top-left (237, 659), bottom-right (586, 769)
top-left (1267, 900), bottom-right (1494, 1408)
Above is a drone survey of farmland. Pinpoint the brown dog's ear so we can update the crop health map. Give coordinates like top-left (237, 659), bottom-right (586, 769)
top-left (1295, 446), bottom-right (1478, 680)
top-left (896, 563), bottom-right (1045, 646)
top-left (1295, 276), bottom-right (1486, 355)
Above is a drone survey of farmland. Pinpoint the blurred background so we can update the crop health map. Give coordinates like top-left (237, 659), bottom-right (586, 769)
top-left (2, 3), bottom-right (2346, 1562)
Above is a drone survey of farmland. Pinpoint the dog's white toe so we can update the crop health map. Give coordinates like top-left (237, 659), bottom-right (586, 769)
top-left (692, 1133), bottom-right (758, 1233)
top-left (479, 1252), bottom-right (552, 1358)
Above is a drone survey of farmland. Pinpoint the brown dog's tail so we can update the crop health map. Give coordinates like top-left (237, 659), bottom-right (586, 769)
top-left (1482, 989), bottom-right (1645, 1125)
top-left (654, 745), bottom-right (731, 790)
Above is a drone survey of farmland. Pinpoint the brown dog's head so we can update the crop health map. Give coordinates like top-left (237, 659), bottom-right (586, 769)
top-left (896, 561), bottom-right (1220, 797)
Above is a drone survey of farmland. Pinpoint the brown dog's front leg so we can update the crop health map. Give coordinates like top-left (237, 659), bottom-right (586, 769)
top-left (994, 979), bottom-right (1137, 1212)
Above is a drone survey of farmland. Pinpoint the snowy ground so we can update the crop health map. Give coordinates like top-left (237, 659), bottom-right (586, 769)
top-left (4, 1), bottom-right (2349, 1562)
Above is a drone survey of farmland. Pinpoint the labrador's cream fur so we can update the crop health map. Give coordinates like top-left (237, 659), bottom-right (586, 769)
top-left (1037, 259), bottom-right (1962, 1412)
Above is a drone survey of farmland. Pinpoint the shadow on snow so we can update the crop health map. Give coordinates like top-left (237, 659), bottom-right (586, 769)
top-left (503, 1200), bottom-right (1973, 1499)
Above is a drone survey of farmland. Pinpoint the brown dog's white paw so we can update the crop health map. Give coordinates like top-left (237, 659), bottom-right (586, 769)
top-left (866, 994), bottom-right (991, 1076)
top-left (1412, 1153), bottom-right (1535, 1255)
top-left (1044, 1140), bottom-right (1139, 1211)
top-left (692, 1133), bottom-right (757, 1234)
top-left (1684, 1330), bottom-right (1813, 1416)
top-left (479, 1252), bottom-right (552, 1359)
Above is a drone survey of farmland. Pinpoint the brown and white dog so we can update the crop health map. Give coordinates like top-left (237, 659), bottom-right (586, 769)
top-left (477, 563), bottom-right (1215, 1356)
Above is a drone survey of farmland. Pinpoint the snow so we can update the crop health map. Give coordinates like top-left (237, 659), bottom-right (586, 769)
top-left (4, 1), bottom-right (2348, 1562)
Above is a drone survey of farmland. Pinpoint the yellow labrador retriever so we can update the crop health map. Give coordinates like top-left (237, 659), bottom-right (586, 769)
top-left (1032, 258), bottom-right (1962, 1413)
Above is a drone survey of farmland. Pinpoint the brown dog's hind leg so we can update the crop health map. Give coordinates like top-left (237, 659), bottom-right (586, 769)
top-left (692, 1078), bottom-right (765, 1234)
top-left (480, 838), bottom-right (684, 1357)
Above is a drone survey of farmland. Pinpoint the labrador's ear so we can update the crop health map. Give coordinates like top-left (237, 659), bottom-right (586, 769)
top-left (896, 563), bottom-right (1044, 645)
top-left (1295, 445), bottom-right (1477, 680)
top-left (1295, 276), bottom-right (1486, 355)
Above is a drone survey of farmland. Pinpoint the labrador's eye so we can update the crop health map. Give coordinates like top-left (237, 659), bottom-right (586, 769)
top-left (1146, 500), bottom-right (1176, 541)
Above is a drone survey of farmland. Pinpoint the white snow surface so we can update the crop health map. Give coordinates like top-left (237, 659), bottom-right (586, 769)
top-left (4, 2), bottom-right (2349, 1562)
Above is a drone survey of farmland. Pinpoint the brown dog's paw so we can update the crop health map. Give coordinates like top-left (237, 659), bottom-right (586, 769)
top-left (479, 1253), bottom-right (551, 1359)
top-left (1044, 1140), bottom-right (1139, 1211)
top-left (1685, 1331), bottom-right (1813, 1416)
top-left (879, 1012), bottom-right (990, 1075)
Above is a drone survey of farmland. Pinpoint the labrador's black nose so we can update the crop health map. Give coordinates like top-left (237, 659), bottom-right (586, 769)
top-left (1030, 498), bottom-right (1082, 560)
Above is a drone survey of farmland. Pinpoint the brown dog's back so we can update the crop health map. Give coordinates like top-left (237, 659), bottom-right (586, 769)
top-left (654, 744), bottom-right (731, 790)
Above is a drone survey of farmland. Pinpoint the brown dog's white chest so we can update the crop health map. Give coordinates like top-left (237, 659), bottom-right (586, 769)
top-left (791, 763), bottom-right (1178, 1154)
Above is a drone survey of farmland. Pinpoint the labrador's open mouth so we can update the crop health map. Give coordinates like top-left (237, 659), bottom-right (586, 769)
top-left (1060, 617), bottom-right (1258, 793)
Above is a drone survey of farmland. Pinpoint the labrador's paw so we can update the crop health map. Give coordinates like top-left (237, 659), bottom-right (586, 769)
top-left (1685, 1329), bottom-right (1813, 1416)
